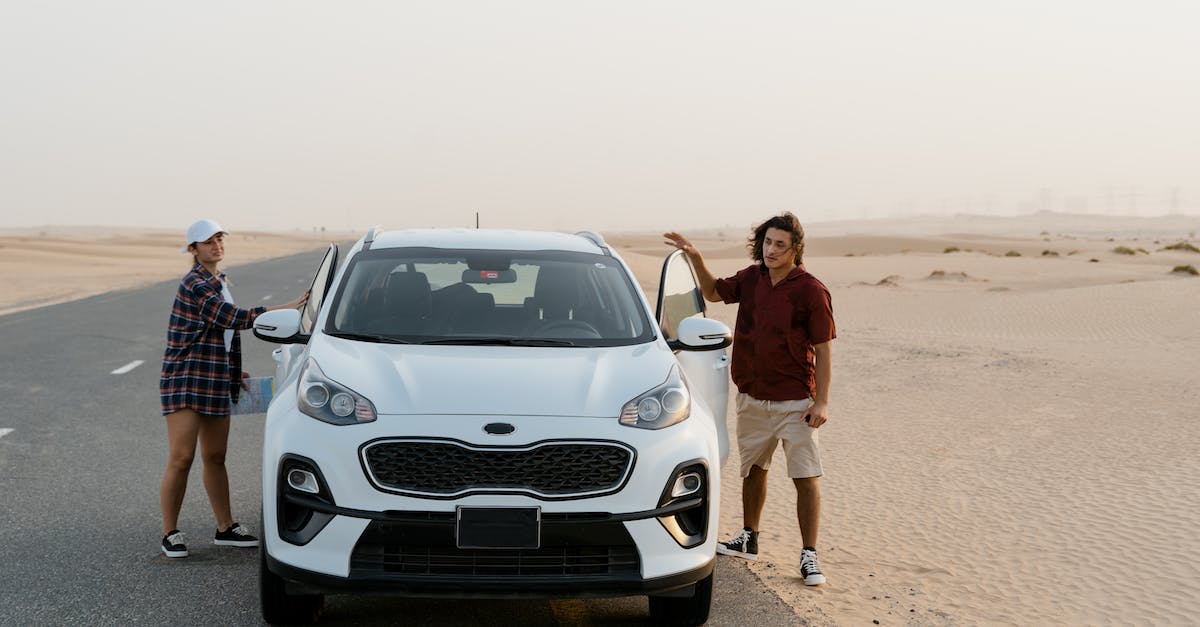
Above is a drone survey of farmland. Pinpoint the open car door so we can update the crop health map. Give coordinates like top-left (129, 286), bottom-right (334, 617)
top-left (269, 243), bottom-right (339, 387)
top-left (656, 250), bottom-right (732, 465)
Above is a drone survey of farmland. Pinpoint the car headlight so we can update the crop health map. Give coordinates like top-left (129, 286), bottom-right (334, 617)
top-left (297, 358), bottom-right (377, 425)
top-left (619, 366), bottom-right (690, 429)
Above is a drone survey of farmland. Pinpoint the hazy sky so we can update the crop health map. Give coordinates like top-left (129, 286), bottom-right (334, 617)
top-left (2, 1), bottom-right (1197, 233)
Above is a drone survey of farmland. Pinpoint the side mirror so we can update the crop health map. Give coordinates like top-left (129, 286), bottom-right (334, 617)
top-left (669, 316), bottom-right (732, 352)
top-left (253, 309), bottom-right (305, 344)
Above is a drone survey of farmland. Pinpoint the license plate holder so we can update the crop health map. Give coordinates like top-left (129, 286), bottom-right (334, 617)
top-left (456, 507), bottom-right (541, 549)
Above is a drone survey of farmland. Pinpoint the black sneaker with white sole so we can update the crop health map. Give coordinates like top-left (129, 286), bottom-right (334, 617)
top-left (715, 527), bottom-right (758, 560)
top-left (161, 530), bottom-right (188, 558)
top-left (214, 522), bottom-right (259, 547)
top-left (800, 547), bottom-right (825, 585)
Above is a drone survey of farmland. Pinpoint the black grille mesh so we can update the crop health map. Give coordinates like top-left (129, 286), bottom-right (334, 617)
top-left (352, 544), bottom-right (640, 577)
top-left (363, 441), bottom-right (631, 497)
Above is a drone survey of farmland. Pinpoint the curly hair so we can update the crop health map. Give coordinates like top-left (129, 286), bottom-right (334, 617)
top-left (747, 212), bottom-right (805, 266)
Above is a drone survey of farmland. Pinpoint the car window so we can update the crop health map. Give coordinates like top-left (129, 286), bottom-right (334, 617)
top-left (324, 248), bottom-right (652, 346)
top-left (657, 250), bottom-right (705, 341)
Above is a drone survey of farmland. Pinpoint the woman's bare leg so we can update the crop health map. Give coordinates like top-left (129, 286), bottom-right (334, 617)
top-left (198, 415), bottom-right (234, 531)
top-left (161, 410), bottom-right (201, 534)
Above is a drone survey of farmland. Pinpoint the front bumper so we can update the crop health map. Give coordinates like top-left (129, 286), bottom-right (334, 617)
top-left (267, 508), bottom-right (715, 598)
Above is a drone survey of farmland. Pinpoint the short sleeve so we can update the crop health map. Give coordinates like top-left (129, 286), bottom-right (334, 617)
top-left (714, 265), bottom-right (756, 304)
top-left (805, 285), bottom-right (836, 344)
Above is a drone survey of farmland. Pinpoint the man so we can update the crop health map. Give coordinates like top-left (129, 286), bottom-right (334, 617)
top-left (664, 212), bottom-right (835, 586)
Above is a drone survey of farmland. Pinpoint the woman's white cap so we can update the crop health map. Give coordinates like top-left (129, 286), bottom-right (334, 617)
top-left (181, 219), bottom-right (227, 253)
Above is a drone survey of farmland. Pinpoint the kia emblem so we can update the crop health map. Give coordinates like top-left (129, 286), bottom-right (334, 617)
top-left (483, 422), bottom-right (516, 435)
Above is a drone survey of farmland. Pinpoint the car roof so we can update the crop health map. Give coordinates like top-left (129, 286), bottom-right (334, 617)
top-left (366, 228), bottom-right (607, 254)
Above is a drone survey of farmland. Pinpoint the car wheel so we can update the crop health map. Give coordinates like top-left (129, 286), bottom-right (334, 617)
top-left (260, 541), bottom-right (324, 625)
top-left (647, 572), bottom-right (713, 626)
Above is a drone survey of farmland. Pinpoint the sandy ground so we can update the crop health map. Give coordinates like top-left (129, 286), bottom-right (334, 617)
top-left (3, 215), bottom-right (1199, 625)
top-left (0, 226), bottom-right (355, 316)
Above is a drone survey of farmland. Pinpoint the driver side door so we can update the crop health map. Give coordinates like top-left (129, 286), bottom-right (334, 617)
top-left (273, 243), bottom-right (339, 386)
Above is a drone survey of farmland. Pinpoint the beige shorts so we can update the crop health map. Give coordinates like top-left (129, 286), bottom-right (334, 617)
top-left (735, 393), bottom-right (823, 479)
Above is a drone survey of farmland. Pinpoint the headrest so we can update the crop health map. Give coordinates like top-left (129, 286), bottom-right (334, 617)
top-left (385, 272), bottom-right (432, 318)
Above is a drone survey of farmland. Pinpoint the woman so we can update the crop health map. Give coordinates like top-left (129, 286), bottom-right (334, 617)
top-left (158, 219), bottom-right (308, 558)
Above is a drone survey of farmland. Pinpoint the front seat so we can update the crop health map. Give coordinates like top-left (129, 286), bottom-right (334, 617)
top-left (369, 271), bottom-right (432, 334)
top-left (525, 265), bottom-right (581, 324)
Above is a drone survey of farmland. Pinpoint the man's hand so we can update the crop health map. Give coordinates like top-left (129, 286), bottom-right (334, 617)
top-left (241, 371), bottom-right (252, 391)
top-left (804, 401), bottom-right (829, 429)
top-left (663, 231), bottom-right (722, 302)
top-left (663, 232), bottom-right (696, 256)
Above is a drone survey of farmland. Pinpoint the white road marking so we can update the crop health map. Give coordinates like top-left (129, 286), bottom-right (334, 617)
top-left (0, 428), bottom-right (13, 440)
top-left (262, 294), bottom-right (274, 301)
top-left (111, 360), bottom-right (145, 375)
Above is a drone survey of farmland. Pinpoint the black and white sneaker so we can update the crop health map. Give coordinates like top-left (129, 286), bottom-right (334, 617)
top-left (800, 547), bottom-right (825, 585)
top-left (161, 530), bottom-right (188, 558)
top-left (213, 522), bottom-right (259, 548)
top-left (715, 527), bottom-right (758, 561)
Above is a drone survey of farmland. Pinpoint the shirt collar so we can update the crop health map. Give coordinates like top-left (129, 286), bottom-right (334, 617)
top-left (193, 263), bottom-right (225, 284)
top-left (757, 262), bottom-right (807, 281)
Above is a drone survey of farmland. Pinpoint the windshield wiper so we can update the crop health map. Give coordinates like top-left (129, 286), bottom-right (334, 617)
top-left (420, 337), bottom-right (578, 347)
top-left (327, 331), bottom-right (413, 344)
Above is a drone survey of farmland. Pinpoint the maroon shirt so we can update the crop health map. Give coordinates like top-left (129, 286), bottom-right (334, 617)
top-left (714, 263), bottom-right (836, 402)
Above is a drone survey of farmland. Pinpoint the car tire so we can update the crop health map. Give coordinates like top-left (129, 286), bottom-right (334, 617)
top-left (260, 542), bottom-right (325, 625)
top-left (647, 572), bottom-right (713, 626)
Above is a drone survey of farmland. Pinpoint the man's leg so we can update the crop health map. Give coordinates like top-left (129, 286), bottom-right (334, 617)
top-left (716, 466), bottom-right (768, 560)
top-left (743, 465), bottom-right (769, 531)
top-left (718, 393), bottom-right (773, 560)
top-left (793, 476), bottom-right (820, 548)
top-left (794, 476), bottom-right (826, 585)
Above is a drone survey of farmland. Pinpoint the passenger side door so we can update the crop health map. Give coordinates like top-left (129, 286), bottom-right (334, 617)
top-left (656, 250), bottom-right (732, 465)
top-left (273, 243), bottom-right (339, 386)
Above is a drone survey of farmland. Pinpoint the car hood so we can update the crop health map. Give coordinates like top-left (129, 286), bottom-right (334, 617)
top-left (307, 339), bottom-right (674, 417)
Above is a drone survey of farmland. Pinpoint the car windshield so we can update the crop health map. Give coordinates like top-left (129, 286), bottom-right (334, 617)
top-left (324, 247), bottom-right (653, 346)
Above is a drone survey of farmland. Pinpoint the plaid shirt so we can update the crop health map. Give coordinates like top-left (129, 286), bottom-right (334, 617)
top-left (160, 263), bottom-right (265, 416)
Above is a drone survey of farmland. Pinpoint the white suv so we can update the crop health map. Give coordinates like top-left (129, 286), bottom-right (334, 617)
top-left (253, 228), bottom-right (732, 625)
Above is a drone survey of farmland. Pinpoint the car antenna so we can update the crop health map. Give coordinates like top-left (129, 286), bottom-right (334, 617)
top-left (363, 225), bottom-right (383, 251)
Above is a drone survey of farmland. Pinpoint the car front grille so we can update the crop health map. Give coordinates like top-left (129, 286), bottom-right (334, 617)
top-left (349, 516), bottom-right (641, 580)
top-left (360, 439), bottom-right (634, 499)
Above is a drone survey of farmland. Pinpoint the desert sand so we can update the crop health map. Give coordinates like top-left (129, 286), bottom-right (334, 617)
top-left (3, 214), bottom-right (1199, 625)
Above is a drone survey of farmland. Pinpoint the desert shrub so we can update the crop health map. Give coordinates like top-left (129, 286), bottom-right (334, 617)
top-left (1172, 264), bottom-right (1199, 275)
top-left (943, 246), bottom-right (960, 253)
top-left (1005, 250), bottom-right (1021, 257)
top-left (1162, 241), bottom-right (1200, 253)
top-left (1042, 250), bottom-right (1059, 257)
top-left (1112, 246), bottom-right (1137, 255)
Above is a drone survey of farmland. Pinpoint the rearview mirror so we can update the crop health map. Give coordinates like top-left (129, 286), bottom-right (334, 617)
top-left (462, 269), bottom-right (517, 284)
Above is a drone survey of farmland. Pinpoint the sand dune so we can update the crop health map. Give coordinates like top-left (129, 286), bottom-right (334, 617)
top-left (3, 215), bottom-right (1199, 624)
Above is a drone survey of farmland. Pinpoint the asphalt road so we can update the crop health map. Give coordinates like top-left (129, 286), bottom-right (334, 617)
top-left (0, 248), bottom-right (802, 626)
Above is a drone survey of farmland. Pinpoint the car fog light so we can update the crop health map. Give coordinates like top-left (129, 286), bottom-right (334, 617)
top-left (670, 472), bottom-right (703, 498)
top-left (330, 392), bottom-right (355, 417)
top-left (287, 469), bottom-right (320, 494)
top-left (637, 397), bottom-right (663, 422)
top-left (304, 383), bottom-right (330, 408)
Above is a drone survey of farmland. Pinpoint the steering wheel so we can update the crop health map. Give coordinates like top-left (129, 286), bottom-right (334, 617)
top-left (532, 319), bottom-right (601, 339)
